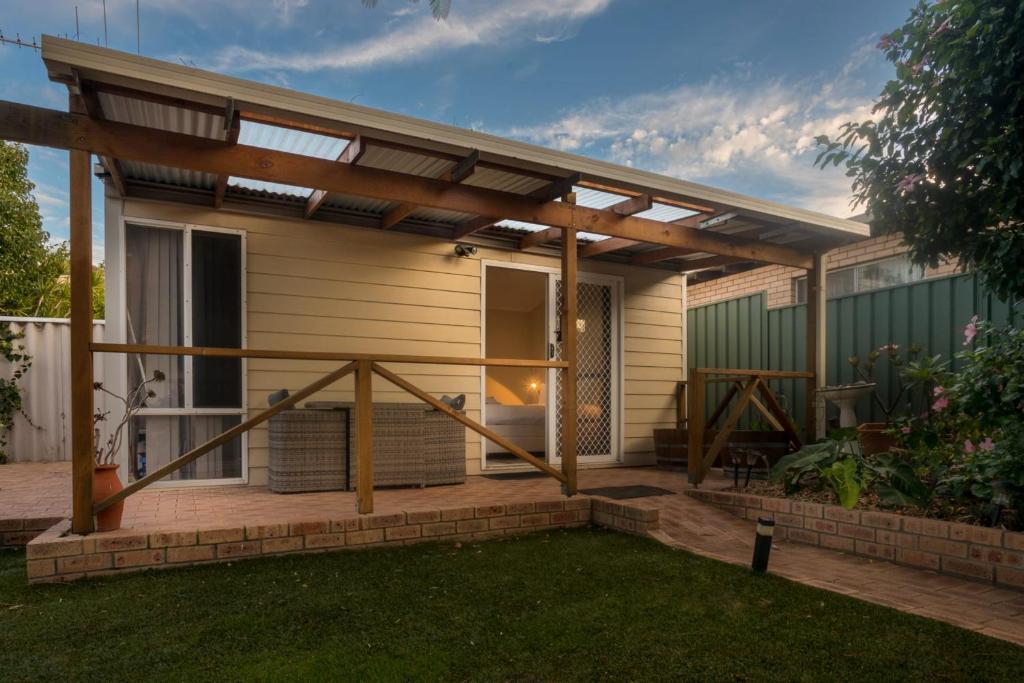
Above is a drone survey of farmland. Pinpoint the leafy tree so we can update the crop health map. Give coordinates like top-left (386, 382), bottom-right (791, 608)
top-left (0, 141), bottom-right (104, 318)
top-left (815, 0), bottom-right (1024, 301)
top-left (0, 141), bottom-right (68, 317)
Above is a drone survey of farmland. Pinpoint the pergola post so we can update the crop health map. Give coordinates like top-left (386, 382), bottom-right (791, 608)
top-left (805, 253), bottom-right (827, 442)
top-left (355, 359), bottom-right (374, 514)
top-left (69, 97), bottom-right (95, 534)
top-left (560, 226), bottom-right (578, 495)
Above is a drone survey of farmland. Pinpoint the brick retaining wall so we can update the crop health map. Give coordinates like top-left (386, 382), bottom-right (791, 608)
top-left (1, 517), bottom-right (64, 549)
top-left (24, 497), bottom-right (658, 583)
top-left (687, 489), bottom-right (1024, 590)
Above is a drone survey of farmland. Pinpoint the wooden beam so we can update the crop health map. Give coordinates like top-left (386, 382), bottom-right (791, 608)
top-left (560, 223), bottom-right (579, 496)
top-left (445, 148), bottom-right (479, 183)
top-left (701, 378), bottom-right (759, 476)
top-left (678, 255), bottom-right (748, 272)
top-left (609, 193), bottom-right (652, 215)
top-left (69, 101), bottom-right (94, 534)
top-left (305, 135), bottom-right (365, 218)
top-left (95, 362), bottom-right (359, 513)
top-left (75, 78), bottom-right (127, 197)
top-left (632, 246), bottom-right (699, 265)
top-left (696, 368), bottom-right (815, 379)
top-left (380, 202), bottom-right (416, 230)
top-left (687, 369), bottom-right (705, 485)
top-left (452, 216), bottom-right (498, 239)
top-left (213, 105), bottom-right (241, 208)
top-left (531, 172), bottom-right (581, 201)
top-left (371, 363), bottom-right (567, 482)
top-left (90, 342), bottom-right (569, 368)
top-left (380, 149), bottom-right (479, 229)
top-left (355, 359), bottom-right (374, 514)
top-left (805, 253), bottom-right (826, 442)
top-left (518, 226), bottom-right (562, 250)
top-left (577, 195), bottom-right (653, 258)
top-left (755, 379), bottom-right (802, 450)
top-left (0, 102), bottom-right (814, 268)
top-left (579, 237), bottom-right (639, 258)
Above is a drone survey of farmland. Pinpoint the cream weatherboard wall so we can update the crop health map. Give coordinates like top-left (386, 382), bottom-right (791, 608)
top-left (105, 197), bottom-right (685, 484)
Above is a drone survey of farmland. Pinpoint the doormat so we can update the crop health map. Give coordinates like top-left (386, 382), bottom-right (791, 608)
top-left (482, 471), bottom-right (550, 481)
top-left (579, 485), bottom-right (676, 499)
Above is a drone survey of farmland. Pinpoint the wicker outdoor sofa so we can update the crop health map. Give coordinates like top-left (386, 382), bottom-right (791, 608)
top-left (267, 402), bottom-right (466, 493)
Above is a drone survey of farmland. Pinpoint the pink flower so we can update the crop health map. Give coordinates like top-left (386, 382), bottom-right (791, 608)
top-left (932, 396), bottom-right (949, 412)
top-left (963, 315), bottom-right (979, 346)
top-left (933, 386), bottom-right (944, 396)
top-left (901, 425), bottom-right (912, 435)
top-left (878, 343), bottom-right (899, 354)
top-left (896, 173), bottom-right (926, 192)
top-left (979, 437), bottom-right (995, 452)
top-left (964, 439), bottom-right (975, 453)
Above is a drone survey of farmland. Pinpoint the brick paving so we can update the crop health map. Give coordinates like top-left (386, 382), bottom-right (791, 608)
top-left (2, 461), bottom-right (1022, 645)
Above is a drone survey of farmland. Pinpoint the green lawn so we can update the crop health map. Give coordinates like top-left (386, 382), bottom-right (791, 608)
top-left (1, 528), bottom-right (1022, 682)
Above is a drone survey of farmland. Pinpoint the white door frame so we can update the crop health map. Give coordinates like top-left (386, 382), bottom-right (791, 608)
top-left (546, 270), bottom-right (623, 466)
top-left (479, 260), bottom-right (623, 470)
top-left (111, 215), bottom-right (248, 487)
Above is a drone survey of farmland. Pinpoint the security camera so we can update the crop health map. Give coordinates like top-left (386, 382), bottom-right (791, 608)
top-left (454, 244), bottom-right (478, 258)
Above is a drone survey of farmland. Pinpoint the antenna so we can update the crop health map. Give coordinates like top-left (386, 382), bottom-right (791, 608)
top-left (103, 0), bottom-right (108, 46)
top-left (75, 6), bottom-right (80, 41)
top-left (0, 32), bottom-right (41, 50)
top-left (136, 0), bottom-right (140, 54)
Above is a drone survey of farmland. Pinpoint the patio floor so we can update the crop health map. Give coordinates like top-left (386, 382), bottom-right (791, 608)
top-left (2, 461), bottom-right (1023, 646)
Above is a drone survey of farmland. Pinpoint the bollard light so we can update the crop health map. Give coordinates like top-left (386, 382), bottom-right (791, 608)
top-left (751, 517), bottom-right (775, 573)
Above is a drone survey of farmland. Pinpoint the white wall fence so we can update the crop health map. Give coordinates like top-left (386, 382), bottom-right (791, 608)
top-left (1, 317), bottom-right (108, 463)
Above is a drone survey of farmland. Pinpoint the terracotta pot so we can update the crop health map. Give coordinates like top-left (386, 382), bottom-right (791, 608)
top-left (857, 422), bottom-right (896, 457)
top-left (93, 463), bottom-right (124, 532)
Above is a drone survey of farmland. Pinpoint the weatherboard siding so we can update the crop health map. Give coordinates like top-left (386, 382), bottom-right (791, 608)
top-left (119, 198), bottom-right (683, 483)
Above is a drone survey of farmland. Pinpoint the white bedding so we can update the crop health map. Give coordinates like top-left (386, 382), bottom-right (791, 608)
top-left (486, 402), bottom-right (545, 425)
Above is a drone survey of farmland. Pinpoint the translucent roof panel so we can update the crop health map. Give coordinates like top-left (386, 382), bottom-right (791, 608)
top-left (229, 121), bottom-right (348, 196)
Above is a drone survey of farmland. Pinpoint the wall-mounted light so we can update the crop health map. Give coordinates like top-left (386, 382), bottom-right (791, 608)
top-left (454, 244), bottom-right (478, 258)
top-left (576, 318), bottom-right (586, 333)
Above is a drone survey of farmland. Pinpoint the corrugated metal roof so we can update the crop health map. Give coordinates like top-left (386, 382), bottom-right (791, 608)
top-left (358, 145), bottom-right (453, 178)
top-left (227, 121), bottom-right (347, 196)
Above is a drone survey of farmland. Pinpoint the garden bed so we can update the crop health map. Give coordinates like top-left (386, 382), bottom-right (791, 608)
top-left (687, 488), bottom-right (1024, 590)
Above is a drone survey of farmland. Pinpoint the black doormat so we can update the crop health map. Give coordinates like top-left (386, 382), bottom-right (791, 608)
top-left (579, 485), bottom-right (676, 499)
top-left (482, 471), bottom-right (550, 481)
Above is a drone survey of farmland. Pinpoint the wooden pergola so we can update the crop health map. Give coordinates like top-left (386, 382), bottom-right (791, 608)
top-left (1, 37), bottom-right (864, 534)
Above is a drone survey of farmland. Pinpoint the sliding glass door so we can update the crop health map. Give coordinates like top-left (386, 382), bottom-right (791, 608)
top-left (123, 222), bottom-right (246, 484)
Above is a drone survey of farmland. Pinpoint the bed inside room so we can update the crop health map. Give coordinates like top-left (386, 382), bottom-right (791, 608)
top-left (484, 266), bottom-right (549, 467)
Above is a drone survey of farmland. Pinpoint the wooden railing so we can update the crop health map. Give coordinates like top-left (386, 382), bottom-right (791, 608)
top-left (686, 368), bottom-right (811, 486)
top-left (90, 343), bottom-right (572, 515)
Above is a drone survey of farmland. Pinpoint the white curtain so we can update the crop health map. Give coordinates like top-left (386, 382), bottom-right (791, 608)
top-left (125, 225), bottom-right (183, 408)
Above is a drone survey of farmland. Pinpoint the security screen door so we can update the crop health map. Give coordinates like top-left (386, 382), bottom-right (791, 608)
top-left (548, 274), bottom-right (621, 465)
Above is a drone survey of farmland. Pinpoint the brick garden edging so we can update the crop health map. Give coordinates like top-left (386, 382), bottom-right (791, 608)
top-left (1, 517), bottom-right (65, 549)
top-left (24, 497), bottom-right (658, 583)
top-left (686, 489), bottom-right (1024, 590)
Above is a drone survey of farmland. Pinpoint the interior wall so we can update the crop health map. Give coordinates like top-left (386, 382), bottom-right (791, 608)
top-left (114, 198), bottom-right (685, 481)
top-left (485, 267), bottom-right (547, 406)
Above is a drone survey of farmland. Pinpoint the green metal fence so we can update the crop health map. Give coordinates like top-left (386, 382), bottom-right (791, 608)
top-left (687, 272), bottom-right (1021, 429)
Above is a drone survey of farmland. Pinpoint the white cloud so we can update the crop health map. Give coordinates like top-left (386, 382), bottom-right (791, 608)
top-left (206, 0), bottom-right (613, 72)
top-left (505, 47), bottom-right (884, 218)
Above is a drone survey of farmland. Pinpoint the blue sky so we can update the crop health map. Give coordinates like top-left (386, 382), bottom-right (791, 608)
top-left (1, 0), bottom-right (915, 261)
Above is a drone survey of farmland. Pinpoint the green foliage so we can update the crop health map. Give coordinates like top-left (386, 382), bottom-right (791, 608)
top-left (771, 428), bottom-right (858, 496)
top-left (869, 453), bottom-right (932, 508)
top-left (814, 0), bottom-right (1024, 301)
top-left (0, 322), bottom-right (32, 463)
top-left (821, 459), bottom-right (863, 510)
top-left (362, 0), bottom-right (451, 20)
top-left (0, 141), bottom-right (104, 318)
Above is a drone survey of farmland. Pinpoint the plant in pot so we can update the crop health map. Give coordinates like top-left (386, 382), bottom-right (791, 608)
top-left (92, 370), bottom-right (164, 532)
top-left (847, 344), bottom-right (944, 455)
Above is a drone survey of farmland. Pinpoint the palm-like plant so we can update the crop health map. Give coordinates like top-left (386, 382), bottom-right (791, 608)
top-left (362, 0), bottom-right (451, 21)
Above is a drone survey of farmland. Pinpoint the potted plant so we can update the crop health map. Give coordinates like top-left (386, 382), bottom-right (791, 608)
top-left (848, 344), bottom-right (944, 455)
top-left (92, 370), bottom-right (164, 532)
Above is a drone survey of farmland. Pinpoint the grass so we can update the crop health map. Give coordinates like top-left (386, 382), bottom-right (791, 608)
top-left (1, 528), bottom-right (1022, 682)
